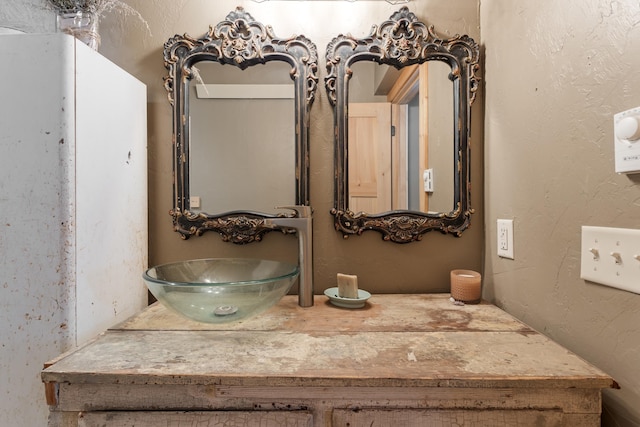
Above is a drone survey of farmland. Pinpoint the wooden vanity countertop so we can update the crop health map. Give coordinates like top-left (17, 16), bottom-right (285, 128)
top-left (42, 294), bottom-right (616, 391)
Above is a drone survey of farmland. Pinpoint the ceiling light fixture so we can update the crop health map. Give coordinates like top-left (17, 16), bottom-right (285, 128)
top-left (251, 0), bottom-right (410, 4)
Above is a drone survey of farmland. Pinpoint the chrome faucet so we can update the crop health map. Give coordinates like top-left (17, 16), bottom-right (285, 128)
top-left (264, 206), bottom-right (313, 307)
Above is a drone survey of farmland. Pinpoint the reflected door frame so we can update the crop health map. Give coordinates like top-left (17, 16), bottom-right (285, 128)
top-left (347, 63), bottom-right (431, 214)
top-left (387, 63), bottom-right (429, 212)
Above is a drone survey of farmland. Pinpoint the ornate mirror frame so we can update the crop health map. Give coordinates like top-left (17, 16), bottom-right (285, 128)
top-left (325, 7), bottom-right (480, 243)
top-left (163, 7), bottom-right (318, 243)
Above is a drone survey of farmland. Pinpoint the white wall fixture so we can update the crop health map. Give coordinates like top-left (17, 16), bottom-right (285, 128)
top-left (614, 107), bottom-right (640, 174)
top-left (580, 226), bottom-right (640, 294)
top-left (497, 219), bottom-right (514, 259)
top-left (190, 196), bottom-right (201, 209)
top-left (423, 168), bottom-right (434, 192)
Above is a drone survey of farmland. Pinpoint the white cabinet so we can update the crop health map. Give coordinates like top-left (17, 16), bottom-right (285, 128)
top-left (0, 33), bottom-right (148, 426)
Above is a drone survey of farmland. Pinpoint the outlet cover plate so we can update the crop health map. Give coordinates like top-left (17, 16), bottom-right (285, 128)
top-left (497, 219), bottom-right (514, 259)
top-left (580, 226), bottom-right (640, 294)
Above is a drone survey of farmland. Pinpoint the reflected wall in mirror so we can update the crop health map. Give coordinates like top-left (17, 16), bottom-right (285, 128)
top-left (164, 7), bottom-right (318, 243)
top-left (325, 7), bottom-right (480, 243)
top-left (189, 61), bottom-right (296, 215)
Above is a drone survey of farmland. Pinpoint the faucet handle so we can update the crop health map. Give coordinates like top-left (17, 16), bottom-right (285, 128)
top-left (275, 205), bottom-right (313, 218)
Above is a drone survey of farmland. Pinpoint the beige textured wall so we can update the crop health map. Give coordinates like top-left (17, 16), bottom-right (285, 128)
top-left (0, 0), bottom-right (53, 33)
top-left (98, 0), bottom-right (483, 296)
top-left (3, 0), bottom-right (638, 423)
top-left (482, 1), bottom-right (640, 424)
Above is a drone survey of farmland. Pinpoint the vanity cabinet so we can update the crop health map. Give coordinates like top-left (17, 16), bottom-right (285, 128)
top-left (42, 294), bottom-right (615, 426)
top-left (0, 33), bottom-right (148, 426)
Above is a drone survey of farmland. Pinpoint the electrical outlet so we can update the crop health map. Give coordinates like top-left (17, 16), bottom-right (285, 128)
top-left (497, 219), bottom-right (514, 259)
top-left (190, 196), bottom-right (201, 209)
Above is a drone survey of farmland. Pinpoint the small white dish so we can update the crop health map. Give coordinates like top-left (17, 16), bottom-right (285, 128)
top-left (324, 287), bottom-right (371, 308)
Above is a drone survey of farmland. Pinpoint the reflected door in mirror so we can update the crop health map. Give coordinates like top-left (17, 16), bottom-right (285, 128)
top-left (348, 102), bottom-right (391, 214)
top-left (349, 61), bottom-right (454, 215)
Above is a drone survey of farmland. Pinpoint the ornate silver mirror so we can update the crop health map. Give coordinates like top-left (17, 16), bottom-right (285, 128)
top-left (325, 7), bottom-right (480, 243)
top-left (164, 7), bottom-right (318, 243)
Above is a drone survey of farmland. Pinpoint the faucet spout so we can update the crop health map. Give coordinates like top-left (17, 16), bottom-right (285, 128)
top-left (264, 206), bottom-right (313, 307)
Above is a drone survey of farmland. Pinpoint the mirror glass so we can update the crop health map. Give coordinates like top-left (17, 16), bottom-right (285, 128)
top-left (163, 7), bottom-right (318, 243)
top-left (325, 7), bottom-right (480, 243)
top-left (348, 61), bottom-right (453, 215)
top-left (188, 61), bottom-right (296, 214)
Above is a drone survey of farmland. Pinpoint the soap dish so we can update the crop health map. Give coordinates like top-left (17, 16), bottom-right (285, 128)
top-left (324, 287), bottom-right (371, 308)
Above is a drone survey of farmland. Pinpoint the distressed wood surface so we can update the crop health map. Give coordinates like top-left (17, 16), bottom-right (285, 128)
top-left (53, 382), bottom-right (602, 413)
top-left (43, 294), bottom-right (613, 391)
top-left (113, 294), bottom-right (532, 333)
top-left (41, 329), bottom-right (613, 389)
top-left (332, 408), bottom-right (599, 427)
top-left (42, 294), bottom-right (615, 426)
top-left (77, 411), bottom-right (313, 427)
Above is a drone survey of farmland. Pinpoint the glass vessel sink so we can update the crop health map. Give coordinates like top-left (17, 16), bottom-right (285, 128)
top-left (143, 258), bottom-right (299, 324)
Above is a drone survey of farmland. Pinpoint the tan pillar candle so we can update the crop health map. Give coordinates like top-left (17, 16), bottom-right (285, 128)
top-left (450, 270), bottom-right (482, 304)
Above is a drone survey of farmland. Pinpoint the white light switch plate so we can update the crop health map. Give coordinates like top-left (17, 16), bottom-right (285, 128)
top-left (423, 168), bottom-right (434, 192)
top-left (580, 226), bottom-right (640, 294)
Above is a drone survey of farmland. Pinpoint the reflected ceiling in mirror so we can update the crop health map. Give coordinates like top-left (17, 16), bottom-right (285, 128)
top-left (325, 7), bottom-right (480, 243)
top-left (163, 7), bottom-right (318, 243)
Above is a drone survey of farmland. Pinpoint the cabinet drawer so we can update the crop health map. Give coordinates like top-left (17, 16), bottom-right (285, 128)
top-left (77, 411), bottom-right (313, 427)
top-left (333, 408), bottom-right (599, 427)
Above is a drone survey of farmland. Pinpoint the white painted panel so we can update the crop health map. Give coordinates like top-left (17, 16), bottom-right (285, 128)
top-left (74, 40), bottom-right (148, 344)
top-left (0, 33), bottom-right (148, 426)
top-left (0, 33), bottom-right (76, 427)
